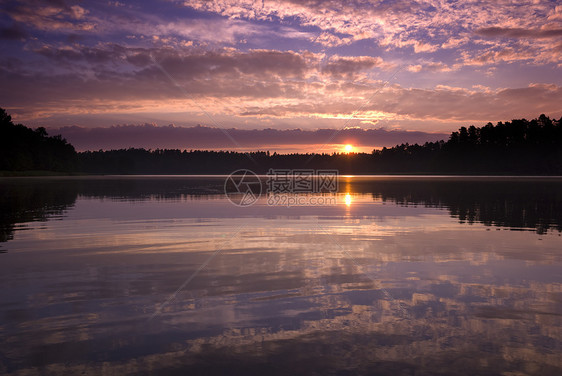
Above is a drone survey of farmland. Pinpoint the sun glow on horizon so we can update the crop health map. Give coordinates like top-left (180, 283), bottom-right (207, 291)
top-left (344, 144), bottom-right (354, 153)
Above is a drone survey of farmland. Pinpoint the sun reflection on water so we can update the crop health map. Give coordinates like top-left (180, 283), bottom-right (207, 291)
top-left (344, 193), bottom-right (352, 207)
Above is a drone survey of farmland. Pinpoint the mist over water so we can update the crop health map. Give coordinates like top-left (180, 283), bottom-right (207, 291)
top-left (1, 176), bottom-right (561, 375)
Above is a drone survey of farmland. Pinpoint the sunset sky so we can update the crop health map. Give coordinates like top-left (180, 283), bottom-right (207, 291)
top-left (1, 0), bottom-right (562, 152)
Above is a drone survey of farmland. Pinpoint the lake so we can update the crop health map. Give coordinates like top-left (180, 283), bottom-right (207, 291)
top-left (1, 176), bottom-right (561, 375)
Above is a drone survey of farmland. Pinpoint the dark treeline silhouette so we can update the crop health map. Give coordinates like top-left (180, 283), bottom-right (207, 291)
top-left (372, 114), bottom-right (562, 174)
top-left (78, 114), bottom-right (562, 174)
top-left (79, 114), bottom-right (562, 174)
top-left (78, 148), bottom-right (377, 174)
top-left (1, 107), bottom-right (561, 174)
top-left (0, 108), bottom-right (77, 172)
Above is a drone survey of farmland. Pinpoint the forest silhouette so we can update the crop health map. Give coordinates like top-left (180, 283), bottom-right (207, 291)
top-left (1, 108), bottom-right (561, 175)
top-left (0, 108), bottom-right (77, 172)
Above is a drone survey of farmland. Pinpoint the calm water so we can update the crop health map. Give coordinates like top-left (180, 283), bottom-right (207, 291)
top-left (1, 176), bottom-right (562, 375)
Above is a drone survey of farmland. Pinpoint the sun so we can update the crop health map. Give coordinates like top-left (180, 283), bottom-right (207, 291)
top-left (344, 144), bottom-right (353, 153)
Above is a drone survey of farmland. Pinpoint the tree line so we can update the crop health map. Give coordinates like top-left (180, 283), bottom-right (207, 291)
top-left (371, 114), bottom-right (562, 174)
top-left (1, 107), bottom-right (561, 175)
top-left (1, 108), bottom-right (77, 172)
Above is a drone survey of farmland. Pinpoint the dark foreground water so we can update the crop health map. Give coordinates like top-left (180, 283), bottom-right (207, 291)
top-left (1, 176), bottom-right (561, 375)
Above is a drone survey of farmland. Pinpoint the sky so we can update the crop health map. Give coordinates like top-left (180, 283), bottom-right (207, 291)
top-left (1, 0), bottom-right (562, 152)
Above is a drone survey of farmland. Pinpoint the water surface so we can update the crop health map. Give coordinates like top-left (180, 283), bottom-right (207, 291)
top-left (1, 176), bottom-right (561, 375)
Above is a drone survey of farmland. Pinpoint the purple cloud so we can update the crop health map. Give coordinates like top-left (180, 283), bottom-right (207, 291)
top-left (51, 124), bottom-right (448, 151)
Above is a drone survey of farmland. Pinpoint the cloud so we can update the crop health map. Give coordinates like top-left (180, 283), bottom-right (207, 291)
top-left (460, 45), bottom-right (545, 66)
top-left (376, 83), bottom-right (562, 121)
top-left (413, 41), bottom-right (439, 53)
top-left (465, 27), bottom-right (562, 65)
top-left (2, 0), bottom-right (561, 138)
top-left (476, 27), bottom-right (562, 39)
top-left (321, 56), bottom-right (394, 79)
top-left (0, 45), bottom-right (315, 109)
top-left (0, 45), bottom-right (389, 111)
top-left (182, 1), bottom-right (560, 50)
top-left (406, 61), bottom-right (452, 73)
top-left (3, 0), bottom-right (305, 47)
top-left (0, 24), bottom-right (29, 40)
top-left (441, 36), bottom-right (469, 49)
top-left (3, 0), bottom-right (95, 32)
top-left (234, 83), bottom-right (562, 124)
top-left (154, 18), bottom-right (275, 44)
top-left (30, 43), bottom-right (312, 78)
top-left (3, 39), bottom-right (561, 129)
top-left (311, 32), bottom-right (353, 47)
top-left (50, 123), bottom-right (448, 151)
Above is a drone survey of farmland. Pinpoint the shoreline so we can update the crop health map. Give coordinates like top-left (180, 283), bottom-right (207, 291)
top-left (2, 171), bottom-right (562, 178)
